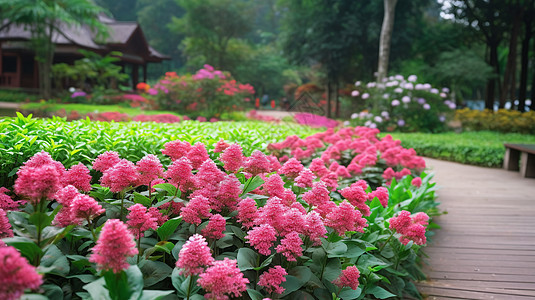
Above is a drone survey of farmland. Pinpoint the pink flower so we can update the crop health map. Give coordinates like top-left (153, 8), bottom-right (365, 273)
top-left (276, 231), bottom-right (303, 261)
top-left (340, 184), bottom-right (367, 208)
top-left (255, 197), bottom-right (288, 233)
top-left (302, 182), bottom-right (330, 207)
top-left (368, 187), bottom-right (389, 208)
top-left (166, 157), bottom-right (195, 193)
top-left (389, 211), bottom-right (428, 245)
top-left (201, 214), bottom-right (226, 239)
top-left (126, 204), bottom-right (158, 239)
top-left (92, 151), bottom-right (121, 172)
top-left (236, 197), bottom-right (258, 228)
top-left (198, 258), bottom-right (249, 300)
top-left (195, 160), bottom-right (226, 191)
top-left (411, 177), bottom-right (422, 188)
top-left (219, 144), bottom-right (244, 172)
top-left (267, 155), bottom-right (282, 172)
top-left (148, 207), bottom-right (168, 226)
top-left (309, 158), bottom-right (329, 177)
top-left (136, 154), bottom-right (164, 186)
top-left (161, 140), bottom-right (191, 161)
top-left (15, 164), bottom-right (62, 204)
top-left (0, 187), bottom-right (23, 211)
top-left (159, 200), bottom-right (185, 217)
top-left (23, 151), bottom-right (65, 175)
top-left (0, 209), bottom-right (13, 238)
top-left (180, 195), bottom-right (212, 225)
top-left (100, 159), bottom-right (138, 193)
top-left (278, 158), bottom-right (304, 178)
top-left (213, 139), bottom-right (230, 153)
top-left (0, 246), bottom-right (43, 299)
top-left (53, 185), bottom-right (82, 227)
top-left (246, 224), bottom-right (277, 255)
top-left (89, 219), bottom-right (138, 273)
top-left (320, 172), bottom-right (338, 191)
top-left (176, 234), bottom-right (214, 276)
top-left (63, 163), bottom-right (92, 192)
top-left (187, 142), bottom-right (209, 169)
top-left (303, 211), bottom-right (327, 246)
top-left (325, 200), bottom-right (368, 236)
top-left (333, 266), bottom-right (360, 290)
top-left (71, 194), bottom-right (105, 221)
top-left (244, 150), bottom-right (271, 176)
top-left (213, 175), bottom-right (241, 212)
top-left (258, 266), bottom-right (287, 294)
top-left (262, 174), bottom-right (285, 198)
top-left (295, 169), bottom-right (316, 188)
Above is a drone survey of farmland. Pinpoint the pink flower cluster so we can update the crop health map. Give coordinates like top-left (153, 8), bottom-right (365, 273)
top-left (197, 258), bottom-right (249, 300)
top-left (126, 204), bottom-right (159, 239)
top-left (176, 234), bottom-right (214, 276)
top-left (267, 127), bottom-right (425, 185)
top-left (258, 265), bottom-right (288, 294)
top-left (389, 210), bottom-right (429, 245)
top-left (333, 266), bottom-right (360, 290)
top-left (0, 246), bottom-right (43, 300)
top-left (90, 219), bottom-right (138, 273)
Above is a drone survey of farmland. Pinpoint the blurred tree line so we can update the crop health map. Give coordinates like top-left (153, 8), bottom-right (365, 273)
top-left (94, 0), bottom-right (534, 112)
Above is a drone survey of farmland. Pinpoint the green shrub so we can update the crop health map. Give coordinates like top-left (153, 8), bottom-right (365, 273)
top-left (0, 89), bottom-right (40, 103)
top-left (0, 113), bottom-right (320, 187)
top-left (455, 108), bottom-right (535, 134)
top-left (386, 131), bottom-right (535, 167)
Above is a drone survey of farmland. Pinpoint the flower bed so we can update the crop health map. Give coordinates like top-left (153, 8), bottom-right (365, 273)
top-left (455, 108), bottom-right (535, 134)
top-left (0, 124), bottom-right (438, 299)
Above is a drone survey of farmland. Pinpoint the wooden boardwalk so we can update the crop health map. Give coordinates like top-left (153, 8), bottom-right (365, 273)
top-left (417, 158), bottom-right (535, 300)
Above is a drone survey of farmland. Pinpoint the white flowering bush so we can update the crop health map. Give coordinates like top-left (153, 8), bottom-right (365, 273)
top-left (349, 75), bottom-right (456, 132)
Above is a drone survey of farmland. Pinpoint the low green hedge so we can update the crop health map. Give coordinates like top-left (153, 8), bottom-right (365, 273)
top-left (0, 113), bottom-right (320, 187)
top-left (386, 131), bottom-right (535, 167)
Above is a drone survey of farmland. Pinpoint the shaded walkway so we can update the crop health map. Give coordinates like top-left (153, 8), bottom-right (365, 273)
top-left (417, 158), bottom-right (535, 300)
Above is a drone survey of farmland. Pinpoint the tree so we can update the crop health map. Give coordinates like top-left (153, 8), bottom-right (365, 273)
top-left (279, 0), bottom-right (363, 118)
top-left (0, 0), bottom-right (107, 98)
top-left (377, 0), bottom-right (398, 82)
top-left (170, 0), bottom-right (254, 72)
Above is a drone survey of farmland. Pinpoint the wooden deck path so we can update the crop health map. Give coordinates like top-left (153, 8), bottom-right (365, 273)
top-left (417, 158), bottom-right (535, 300)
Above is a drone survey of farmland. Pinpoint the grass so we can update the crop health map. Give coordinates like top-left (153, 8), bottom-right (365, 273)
top-left (0, 89), bottom-right (40, 103)
top-left (385, 131), bottom-right (535, 167)
top-left (20, 102), bottom-right (181, 116)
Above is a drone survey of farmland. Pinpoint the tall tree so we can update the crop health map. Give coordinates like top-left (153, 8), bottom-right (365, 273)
top-left (170, 0), bottom-right (253, 72)
top-left (518, 0), bottom-right (535, 111)
top-left (377, 0), bottom-right (398, 82)
top-left (0, 0), bottom-right (106, 98)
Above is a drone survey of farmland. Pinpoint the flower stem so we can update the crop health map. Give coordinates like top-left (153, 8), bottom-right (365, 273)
top-left (118, 191), bottom-right (125, 221)
top-left (379, 230), bottom-right (395, 253)
top-left (87, 218), bottom-right (97, 241)
top-left (319, 254), bottom-right (328, 281)
top-left (137, 236), bottom-right (142, 263)
top-left (186, 274), bottom-right (194, 300)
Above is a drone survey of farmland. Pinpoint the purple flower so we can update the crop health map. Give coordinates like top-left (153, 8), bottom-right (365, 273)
top-left (397, 119), bottom-right (405, 127)
top-left (423, 104), bottom-right (431, 110)
top-left (402, 96), bottom-right (411, 103)
top-left (361, 93), bottom-right (370, 99)
top-left (408, 75), bottom-right (417, 82)
top-left (351, 90), bottom-right (360, 97)
top-left (148, 88), bottom-right (158, 95)
top-left (391, 99), bottom-right (400, 106)
top-left (71, 91), bottom-right (86, 98)
top-left (439, 115), bottom-right (446, 122)
top-left (417, 98), bottom-right (426, 104)
top-left (394, 88), bottom-right (403, 93)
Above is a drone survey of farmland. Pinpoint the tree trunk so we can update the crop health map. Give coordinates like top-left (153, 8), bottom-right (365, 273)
top-left (326, 80), bottom-right (331, 118)
top-left (377, 0), bottom-right (398, 82)
top-left (518, 10), bottom-right (532, 112)
top-left (485, 43), bottom-right (499, 110)
top-left (499, 5), bottom-right (522, 109)
top-left (334, 81), bottom-right (340, 118)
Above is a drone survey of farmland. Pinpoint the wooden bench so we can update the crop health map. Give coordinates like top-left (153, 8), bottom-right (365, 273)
top-left (503, 144), bottom-right (535, 178)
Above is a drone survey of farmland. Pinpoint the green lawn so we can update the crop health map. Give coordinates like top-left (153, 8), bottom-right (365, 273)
top-left (385, 131), bottom-right (535, 167)
top-left (20, 102), bottom-right (181, 116)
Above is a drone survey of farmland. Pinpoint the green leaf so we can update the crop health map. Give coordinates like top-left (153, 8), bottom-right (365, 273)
top-left (367, 286), bottom-right (396, 299)
top-left (83, 278), bottom-right (110, 300)
top-left (40, 245), bottom-right (70, 277)
top-left (289, 266), bottom-right (312, 284)
top-left (254, 253), bottom-right (275, 271)
top-left (134, 192), bottom-right (152, 207)
top-left (339, 287), bottom-right (362, 300)
top-left (153, 183), bottom-right (179, 197)
top-left (237, 247), bottom-right (258, 271)
top-left (322, 258), bottom-right (342, 282)
top-left (3, 236), bottom-right (43, 262)
top-left (247, 289), bottom-right (264, 300)
top-left (154, 241), bottom-right (174, 254)
top-left (42, 284), bottom-right (64, 300)
top-left (20, 295), bottom-right (49, 300)
top-left (138, 290), bottom-right (174, 300)
top-left (280, 275), bottom-right (306, 297)
top-left (324, 240), bottom-right (348, 257)
top-left (157, 217), bottom-right (182, 241)
top-left (240, 175), bottom-right (265, 197)
top-left (140, 260), bottom-right (173, 287)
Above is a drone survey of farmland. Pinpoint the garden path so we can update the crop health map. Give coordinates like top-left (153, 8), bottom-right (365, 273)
top-left (417, 158), bottom-right (535, 300)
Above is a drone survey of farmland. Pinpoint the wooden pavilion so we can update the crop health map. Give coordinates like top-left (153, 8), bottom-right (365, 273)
top-left (0, 14), bottom-right (169, 90)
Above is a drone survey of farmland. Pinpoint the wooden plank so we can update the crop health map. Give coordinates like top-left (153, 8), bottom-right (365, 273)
top-left (423, 264), bottom-right (535, 276)
top-left (425, 271), bottom-right (535, 283)
top-left (417, 280), bottom-right (535, 292)
top-left (419, 285), bottom-right (535, 300)
top-left (504, 143), bottom-right (535, 154)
